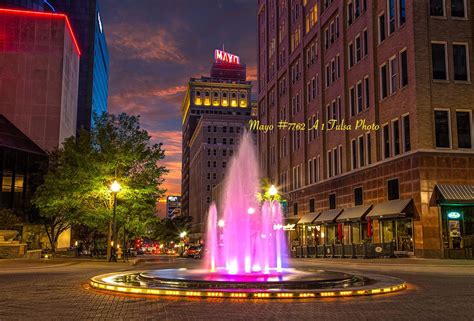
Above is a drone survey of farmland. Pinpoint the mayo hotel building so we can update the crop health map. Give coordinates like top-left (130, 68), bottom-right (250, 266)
top-left (182, 53), bottom-right (256, 238)
top-left (257, 0), bottom-right (474, 258)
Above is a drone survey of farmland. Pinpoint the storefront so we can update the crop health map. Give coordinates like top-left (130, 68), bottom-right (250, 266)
top-left (314, 209), bottom-right (343, 245)
top-left (436, 185), bottom-right (474, 259)
top-left (367, 199), bottom-right (414, 255)
top-left (335, 205), bottom-right (372, 245)
top-left (295, 212), bottom-right (319, 246)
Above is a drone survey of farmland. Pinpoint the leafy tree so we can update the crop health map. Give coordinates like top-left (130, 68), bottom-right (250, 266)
top-left (151, 216), bottom-right (193, 244)
top-left (32, 113), bottom-right (168, 252)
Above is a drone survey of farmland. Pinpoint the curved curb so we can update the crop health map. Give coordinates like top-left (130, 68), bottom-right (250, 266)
top-left (89, 271), bottom-right (407, 299)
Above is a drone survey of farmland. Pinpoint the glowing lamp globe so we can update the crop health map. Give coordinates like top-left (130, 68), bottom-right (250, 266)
top-left (110, 180), bottom-right (121, 193)
top-left (268, 185), bottom-right (277, 197)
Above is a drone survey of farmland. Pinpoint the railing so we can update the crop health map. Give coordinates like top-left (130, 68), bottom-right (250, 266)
top-left (292, 242), bottom-right (395, 259)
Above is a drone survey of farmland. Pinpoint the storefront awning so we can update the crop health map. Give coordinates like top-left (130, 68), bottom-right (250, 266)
top-left (297, 212), bottom-right (320, 224)
top-left (436, 184), bottom-right (474, 204)
top-left (336, 204), bottom-right (372, 223)
top-left (367, 199), bottom-right (412, 219)
top-left (314, 209), bottom-right (343, 224)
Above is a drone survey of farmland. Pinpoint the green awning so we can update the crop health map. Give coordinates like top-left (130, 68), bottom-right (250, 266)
top-left (336, 205), bottom-right (372, 222)
top-left (314, 209), bottom-right (343, 224)
top-left (297, 212), bottom-right (320, 224)
top-left (436, 184), bottom-right (474, 204)
top-left (367, 199), bottom-right (412, 219)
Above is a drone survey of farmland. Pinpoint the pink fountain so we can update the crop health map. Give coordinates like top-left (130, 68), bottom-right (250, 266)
top-left (205, 131), bottom-right (287, 276)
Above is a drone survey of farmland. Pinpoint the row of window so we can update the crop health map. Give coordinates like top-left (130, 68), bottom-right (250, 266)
top-left (430, 0), bottom-right (467, 18)
top-left (327, 145), bottom-right (343, 178)
top-left (351, 132), bottom-right (373, 170)
top-left (306, 75), bottom-right (319, 103)
top-left (347, 0), bottom-right (368, 26)
top-left (324, 15), bottom-right (340, 50)
top-left (206, 125), bottom-right (241, 134)
top-left (348, 29), bottom-right (368, 68)
top-left (304, 4), bottom-right (318, 34)
top-left (434, 110), bottom-right (472, 148)
top-left (381, 115), bottom-right (411, 160)
top-left (379, 49), bottom-right (409, 100)
top-left (349, 76), bottom-right (370, 116)
top-left (326, 96), bottom-right (342, 124)
top-left (195, 90), bottom-right (248, 107)
top-left (206, 137), bottom-right (236, 145)
top-left (207, 161), bottom-right (227, 168)
top-left (378, 0), bottom-right (407, 44)
top-left (206, 149), bottom-right (234, 157)
top-left (431, 42), bottom-right (469, 81)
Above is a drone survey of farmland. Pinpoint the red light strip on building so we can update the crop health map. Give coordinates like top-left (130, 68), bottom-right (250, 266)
top-left (0, 8), bottom-right (81, 56)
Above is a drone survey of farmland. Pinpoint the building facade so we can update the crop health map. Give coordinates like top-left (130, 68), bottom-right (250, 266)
top-left (257, 0), bottom-right (474, 258)
top-left (166, 195), bottom-right (181, 219)
top-left (0, 7), bottom-right (80, 151)
top-left (182, 51), bottom-right (254, 238)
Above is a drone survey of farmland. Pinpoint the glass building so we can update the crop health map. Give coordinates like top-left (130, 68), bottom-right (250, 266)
top-left (0, 0), bottom-right (110, 132)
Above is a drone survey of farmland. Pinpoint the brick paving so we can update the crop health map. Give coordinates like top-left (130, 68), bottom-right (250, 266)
top-left (0, 257), bottom-right (473, 321)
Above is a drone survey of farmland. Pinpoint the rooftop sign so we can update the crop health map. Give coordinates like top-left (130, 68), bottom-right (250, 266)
top-left (214, 49), bottom-right (240, 65)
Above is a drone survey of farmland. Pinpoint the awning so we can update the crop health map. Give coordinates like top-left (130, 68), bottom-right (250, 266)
top-left (336, 205), bottom-right (373, 223)
top-left (436, 184), bottom-right (474, 204)
top-left (314, 209), bottom-right (343, 224)
top-left (367, 199), bottom-right (412, 219)
top-left (297, 212), bottom-right (320, 224)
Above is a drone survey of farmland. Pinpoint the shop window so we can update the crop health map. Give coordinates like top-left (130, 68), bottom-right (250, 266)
top-left (430, 0), bottom-right (445, 16)
top-left (293, 202), bottom-right (298, 216)
top-left (329, 193), bottom-right (336, 209)
top-left (456, 111), bottom-right (472, 148)
top-left (354, 187), bottom-right (363, 206)
top-left (435, 110), bottom-right (451, 148)
top-left (309, 198), bottom-right (315, 213)
top-left (387, 178), bottom-right (399, 200)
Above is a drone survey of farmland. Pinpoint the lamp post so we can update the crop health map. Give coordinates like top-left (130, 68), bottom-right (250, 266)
top-left (109, 180), bottom-right (121, 262)
top-left (268, 185), bottom-right (277, 202)
top-left (179, 231), bottom-right (187, 256)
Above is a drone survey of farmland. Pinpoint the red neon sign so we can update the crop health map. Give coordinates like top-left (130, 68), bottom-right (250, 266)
top-left (0, 8), bottom-right (81, 56)
top-left (214, 49), bottom-right (240, 65)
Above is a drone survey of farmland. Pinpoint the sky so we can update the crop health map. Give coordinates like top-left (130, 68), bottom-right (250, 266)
top-left (100, 0), bottom-right (258, 206)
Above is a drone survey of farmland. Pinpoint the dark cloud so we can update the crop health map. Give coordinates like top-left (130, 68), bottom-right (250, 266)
top-left (100, 0), bottom-right (257, 194)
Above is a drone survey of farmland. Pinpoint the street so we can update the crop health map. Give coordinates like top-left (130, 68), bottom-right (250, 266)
top-left (0, 257), bottom-right (472, 320)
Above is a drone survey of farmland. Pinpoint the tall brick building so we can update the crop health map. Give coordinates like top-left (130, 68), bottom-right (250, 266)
top-left (181, 51), bottom-right (256, 239)
top-left (257, 0), bottom-right (473, 258)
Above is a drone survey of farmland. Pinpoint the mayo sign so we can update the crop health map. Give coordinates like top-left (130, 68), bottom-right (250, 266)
top-left (214, 49), bottom-right (240, 64)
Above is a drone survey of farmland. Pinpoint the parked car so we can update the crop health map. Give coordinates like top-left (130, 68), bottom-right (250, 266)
top-left (183, 245), bottom-right (200, 258)
top-left (193, 245), bottom-right (204, 259)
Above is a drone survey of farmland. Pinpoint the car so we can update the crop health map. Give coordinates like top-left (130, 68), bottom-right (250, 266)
top-left (193, 245), bottom-right (204, 259)
top-left (183, 245), bottom-right (200, 258)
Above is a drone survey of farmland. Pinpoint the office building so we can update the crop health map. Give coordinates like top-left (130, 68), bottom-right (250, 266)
top-left (257, 0), bottom-right (474, 258)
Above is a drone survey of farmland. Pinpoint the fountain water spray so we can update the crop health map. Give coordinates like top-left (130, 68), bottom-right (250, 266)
top-left (205, 131), bottom-right (287, 275)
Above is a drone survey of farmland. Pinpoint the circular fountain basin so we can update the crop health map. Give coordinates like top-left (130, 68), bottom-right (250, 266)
top-left (90, 268), bottom-right (406, 299)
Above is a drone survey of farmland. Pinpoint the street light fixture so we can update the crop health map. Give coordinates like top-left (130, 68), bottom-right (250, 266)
top-left (218, 219), bottom-right (225, 228)
top-left (179, 231), bottom-right (187, 238)
top-left (268, 185), bottom-right (277, 197)
top-left (109, 180), bottom-right (121, 262)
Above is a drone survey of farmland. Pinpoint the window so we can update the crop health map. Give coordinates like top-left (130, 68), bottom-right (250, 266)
top-left (363, 29), bottom-right (368, 56)
top-left (207, 185), bottom-right (210, 192)
top-left (456, 111), bottom-right (472, 148)
top-left (358, 136), bottom-right (365, 167)
top-left (400, 50), bottom-right (408, 87)
top-left (355, 35), bottom-right (362, 62)
top-left (354, 187), bottom-right (363, 206)
top-left (378, 14), bottom-right (386, 43)
top-left (451, 0), bottom-right (465, 18)
top-left (435, 110), bottom-right (451, 148)
top-left (383, 124), bottom-right (391, 158)
top-left (348, 42), bottom-right (354, 67)
top-left (356, 82), bottom-right (363, 113)
top-left (430, 0), bottom-right (445, 16)
top-left (388, 0), bottom-right (395, 34)
top-left (329, 194), bottom-right (336, 209)
top-left (399, 0), bottom-right (406, 25)
top-left (351, 139), bottom-right (357, 169)
top-left (207, 161), bottom-right (211, 168)
top-left (207, 149), bottom-right (211, 156)
top-left (327, 150), bottom-right (332, 177)
top-left (223, 149), bottom-right (227, 156)
top-left (380, 64), bottom-right (388, 99)
top-left (213, 161), bottom-right (217, 168)
top-left (432, 42), bottom-right (448, 80)
top-left (213, 149), bottom-right (217, 156)
top-left (389, 57), bottom-right (398, 94)
top-left (293, 202), bottom-right (298, 216)
top-left (364, 76), bottom-right (370, 108)
top-left (402, 115), bottom-right (411, 152)
top-left (309, 198), bottom-right (315, 213)
top-left (348, 1), bottom-right (354, 25)
top-left (366, 132), bottom-right (372, 164)
top-left (350, 87), bottom-right (356, 116)
top-left (453, 44), bottom-right (469, 81)
top-left (387, 179), bottom-right (399, 200)
top-left (392, 119), bottom-right (401, 156)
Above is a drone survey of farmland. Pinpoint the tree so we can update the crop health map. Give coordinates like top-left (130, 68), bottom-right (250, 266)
top-left (32, 113), bottom-right (168, 252)
top-left (151, 216), bottom-right (193, 244)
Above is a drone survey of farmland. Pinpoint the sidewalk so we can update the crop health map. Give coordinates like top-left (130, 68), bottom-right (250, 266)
top-left (295, 257), bottom-right (474, 266)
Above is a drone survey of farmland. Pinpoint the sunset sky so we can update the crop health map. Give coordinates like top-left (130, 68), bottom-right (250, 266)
top-left (100, 0), bottom-right (257, 206)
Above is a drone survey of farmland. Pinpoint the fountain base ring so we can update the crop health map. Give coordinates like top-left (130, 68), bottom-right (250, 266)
top-left (90, 268), bottom-right (406, 299)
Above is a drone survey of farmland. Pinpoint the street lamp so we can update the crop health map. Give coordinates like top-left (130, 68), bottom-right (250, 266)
top-left (268, 185), bottom-right (277, 197)
top-left (218, 219), bottom-right (225, 228)
top-left (109, 180), bottom-right (121, 262)
top-left (179, 231), bottom-right (187, 238)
